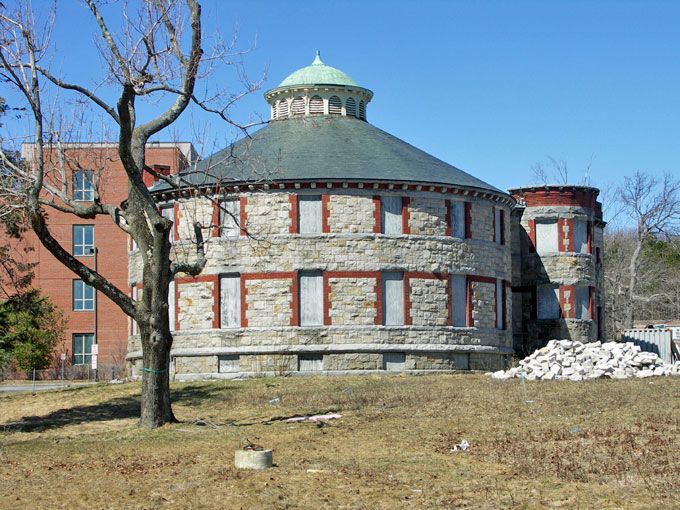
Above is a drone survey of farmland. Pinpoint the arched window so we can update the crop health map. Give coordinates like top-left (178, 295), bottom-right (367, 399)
top-left (309, 95), bottom-right (323, 114)
top-left (291, 96), bottom-right (305, 116)
top-left (278, 99), bottom-right (289, 118)
top-left (329, 96), bottom-right (342, 115)
top-left (346, 97), bottom-right (356, 117)
top-left (358, 100), bottom-right (366, 120)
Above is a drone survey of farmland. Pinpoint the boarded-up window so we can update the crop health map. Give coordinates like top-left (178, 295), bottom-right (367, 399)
top-left (220, 274), bottom-right (241, 328)
top-left (535, 220), bottom-right (558, 254)
top-left (220, 198), bottom-right (240, 238)
top-left (575, 285), bottom-right (590, 319)
top-left (381, 196), bottom-right (402, 234)
top-left (218, 355), bottom-right (239, 373)
top-left (346, 97), bottom-right (356, 117)
top-left (278, 99), bottom-right (289, 117)
top-left (168, 281), bottom-right (176, 331)
top-left (496, 279), bottom-right (504, 329)
top-left (358, 100), bottom-right (366, 119)
top-left (329, 96), bottom-right (342, 114)
top-left (382, 272), bottom-right (404, 325)
top-left (309, 95), bottom-right (323, 114)
top-left (160, 205), bottom-right (174, 243)
top-left (291, 96), bottom-right (305, 115)
top-left (494, 208), bottom-right (504, 244)
top-left (451, 275), bottom-right (467, 327)
top-left (300, 271), bottom-right (323, 326)
top-left (454, 354), bottom-right (469, 370)
top-left (299, 354), bottom-right (323, 371)
top-left (574, 220), bottom-right (588, 253)
top-left (383, 352), bottom-right (405, 370)
top-left (450, 201), bottom-right (465, 238)
top-left (298, 196), bottom-right (322, 233)
top-left (537, 285), bottom-right (560, 319)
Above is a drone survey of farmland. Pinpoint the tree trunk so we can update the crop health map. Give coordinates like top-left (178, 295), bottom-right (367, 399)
top-left (139, 323), bottom-right (175, 428)
top-left (624, 238), bottom-right (643, 329)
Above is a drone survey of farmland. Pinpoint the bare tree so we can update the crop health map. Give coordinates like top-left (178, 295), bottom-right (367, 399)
top-left (532, 156), bottom-right (593, 186)
top-left (615, 171), bottom-right (680, 329)
top-left (0, 1), bottom-right (262, 427)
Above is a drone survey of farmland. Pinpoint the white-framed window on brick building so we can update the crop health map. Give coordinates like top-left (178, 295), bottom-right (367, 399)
top-left (298, 196), bottom-right (322, 233)
top-left (73, 280), bottom-right (94, 311)
top-left (575, 285), bottom-right (591, 319)
top-left (73, 225), bottom-right (94, 257)
top-left (450, 201), bottom-right (466, 239)
top-left (535, 220), bottom-right (558, 254)
top-left (451, 274), bottom-right (467, 327)
top-left (220, 198), bottom-right (241, 238)
top-left (573, 220), bottom-right (589, 254)
top-left (382, 271), bottom-right (404, 325)
top-left (220, 274), bottom-right (241, 328)
top-left (73, 170), bottom-right (94, 201)
top-left (381, 196), bottom-right (403, 234)
top-left (72, 333), bottom-right (94, 365)
top-left (299, 271), bottom-right (323, 326)
top-left (537, 285), bottom-right (560, 319)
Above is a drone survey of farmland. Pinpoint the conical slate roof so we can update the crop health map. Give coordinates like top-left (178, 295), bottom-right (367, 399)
top-left (169, 116), bottom-right (503, 194)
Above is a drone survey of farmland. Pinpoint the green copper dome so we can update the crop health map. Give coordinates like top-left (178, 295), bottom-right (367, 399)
top-left (278, 51), bottom-right (358, 87)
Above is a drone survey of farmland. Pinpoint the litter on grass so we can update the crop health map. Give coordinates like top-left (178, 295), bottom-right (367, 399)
top-left (449, 439), bottom-right (469, 452)
top-left (286, 413), bottom-right (342, 423)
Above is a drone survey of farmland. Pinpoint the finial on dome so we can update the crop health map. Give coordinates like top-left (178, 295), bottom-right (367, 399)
top-left (312, 50), bottom-right (324, 66)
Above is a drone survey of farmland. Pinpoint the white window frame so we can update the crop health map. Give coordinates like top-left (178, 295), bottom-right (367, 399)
top-left (73, 171), bottom-right (94, 201)
top-left (72, 333), bottom-right (94, 365)
top-left (73, 280), bottom-right (95, 311)
top-left (73, 225), bottom-right (94, 257)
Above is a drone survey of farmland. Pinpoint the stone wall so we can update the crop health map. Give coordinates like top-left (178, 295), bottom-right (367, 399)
top-left (408, 277), bottom-right (449, 326)
top-left (470, 280), bottom-right (496, 328)
top-left (245, 277), bottom-right (294, 327)
top-left (177, 280), bottom-right (216, 330)
top-left (407, 197), bottom-right (448, 236)
top-left (327, 194), bottom-right (375, 233)
top-left (328, 277), bottom-right (377, 326)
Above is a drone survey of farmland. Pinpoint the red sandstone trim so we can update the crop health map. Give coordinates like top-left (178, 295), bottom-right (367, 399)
top-left (211, 276), bottom-right (220, 329)
top-left (323, 273), bottom-right (331, 326)
top-left (325, 270), bottom-right (381, 279)
top-left (290, 277), bottom-right (299, 327)
top-left (240, 197), bottom-right (247, 236)
top-left (242, 272), bottom-right (298, 281)
top-left (559, 285), bottom-right (575, 319)
top-left (322, 195), bottom-right (330, 233)
top-left (402, 197), bottom-right (411, 234)
top-left (528, 219), bottom-right (536, 253)
top-left (512, 188), bottom-right (598, 208)
top-left (466, 276), bottom-right (473, 327)
top-left (468, 275), bottom-right (497, 285)
top-left (211, 201), bottom-right (220, 238)
top-left (500, 209), bottom-right (505, 245)
top-left (404, 275), bottom-right (412, 326)
top-left (494, 280), bottom-right (498, 329)
top-left (502, 281), bottom-right (507, 330)
top-left (587, 220), bottom-right (593, 254)
top-left (172, 203), bottom-right (179, 241)
top-left (566, 219), bottom-right (575, 252)
top-left (589, 286), bottom-right (594, 320)
top-left (240, 277), bottom-right (248, 328)
top-left (374, 273), bottom-right (383, 326)
top-left (373, 195), bottom-right (381, 233)
top-left (445, 200), bottom-right (452, 237)
top-left (289, 195), bottom-right (298, 234)
top-left (464, 202), bottom-right (471, 239)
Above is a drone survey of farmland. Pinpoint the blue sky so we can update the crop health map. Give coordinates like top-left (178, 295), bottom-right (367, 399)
top-left (6, 0), bottom-right (680, 219)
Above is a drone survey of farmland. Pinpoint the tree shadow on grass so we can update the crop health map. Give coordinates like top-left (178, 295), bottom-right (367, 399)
top-left (4, 383), bottom-right (240, 432)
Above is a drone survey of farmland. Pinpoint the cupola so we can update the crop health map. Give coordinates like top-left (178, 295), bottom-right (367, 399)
top-left (264, 51), bottom-right (373, 121)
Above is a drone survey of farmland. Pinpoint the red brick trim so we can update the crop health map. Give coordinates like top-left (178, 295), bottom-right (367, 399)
top-left (528, 219), bottom-right (536, 253)
top-left (240, 272), bottom-right (299, 327)
top-left (502, 280), bottom-right (507, 330)
top-left (464, 202), bottom-right (471, 239)
top-left (404, 275), bottom-right (412, 326)
top-left (242, 272), bottom-right (298, 281)
top-left (325, 270), bottom-right (381, 279)
top-left (174, 274), bottom-right (220, 329)
top-left (402, 197), bottom-right (410, 234)
top-left (375, 272), bottom-right (383, 325)
top-left (211, 276), bottom-right (220, 329)
top-left (466, 276), bottom-right (473, 327)
top-left (172, 203), bottom-right (179, 242)
top-left (559, 285), bottom-right (575, 319)
top-left (512, 188), bottom-right (598, 208)
top-left (467, 275), bottom-right (497, 328)
top-left (500, 209), bottom-right (505, 245)
top-left (239, 197), bottom-right (247, 236)
top-left (290, 277), bottom-right (299, 327)
top-left (589, 286), bottom-right (594, 320)
top-left (445, 200), bottom-right (452, 237)
top-left (561, 218), bottom-right (574, 252)
top-left (289, 195), bottom-right (298, 234)
top-left (322, 195), bottom-right (330, 233)
top-left (467, 275), bottom-right (497, 284)
top-left (587, 220), bottom-right (593, 254)
top-left (373, 195), bottom-right (381, 233)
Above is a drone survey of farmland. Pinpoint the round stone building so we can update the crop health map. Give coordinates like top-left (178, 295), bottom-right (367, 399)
top-left (126, 53), bottom-right (601, 379)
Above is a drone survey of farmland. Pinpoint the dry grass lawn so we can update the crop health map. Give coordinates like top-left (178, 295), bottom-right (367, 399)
top-left (1, 374), bottom-right (679, 509)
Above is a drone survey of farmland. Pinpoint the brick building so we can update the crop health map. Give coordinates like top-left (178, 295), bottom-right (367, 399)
top-left (17, 142), bottom-right (197, 371)
top-left (125, 53), bottom-right (605, 379)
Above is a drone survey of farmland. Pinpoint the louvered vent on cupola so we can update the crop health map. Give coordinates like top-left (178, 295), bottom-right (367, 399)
top-left (278, 99), bottom-right (289, 118)
top-left (358, 100), bottom-right (366, 120)
top-left (346, 97), bottom-right (356, 117)
top-left (309, 95), bottom-right (323, 114)
top-left (329, 96), bottom-right (342, 114)
top-left (291, 96), bottom-right (305, 115)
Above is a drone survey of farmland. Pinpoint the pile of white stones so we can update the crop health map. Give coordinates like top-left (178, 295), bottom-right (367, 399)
top-left (491, 339), bottom-right (680, 381)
